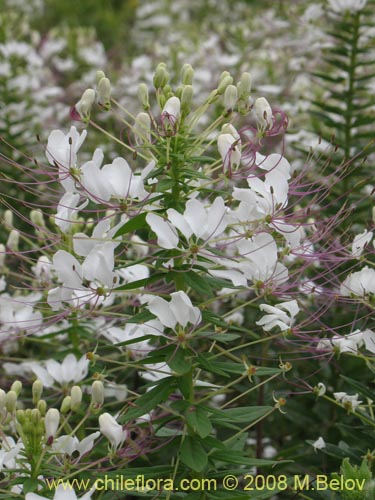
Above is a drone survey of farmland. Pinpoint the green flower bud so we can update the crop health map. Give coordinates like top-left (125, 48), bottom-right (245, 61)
top-left (223, 84), bottom-right (238, 112)
top-left (75, 88), bottom-right (96, 123)
top-left (31, 408), bottom-right (41, 424)
top-left (181, 64), bottom-right (194, 85)
top-left (153, 63), bottom-right (169, 89)
top-left (0, 389), bottom-right (6, 411)
top-left (181, 85), bottom-right (194, 115)
top-left (237, 72), bottom-right (252, 100)
top-left (97, 77), bottom-right (111, 109)
top-left (10, 380), bottom-right (22, 396)
top-left (5, 390), bottom-right (17, 412)
top-left (30, 209), bottom-right (45, 228)
top-left (0, 244), bottom-right (5, 269)
top-left (37, 399), bottom-right (47, 416)
top-left (91, 380), bottom-right (104, 408)
top-left (32, 380), bottom-right (43, 405)
top-left (217, 75), bottom-right (234, 95)
top-left (16, 409), bottom-right (26, 424)
top-left (96, 70), bottom-right (106, 85)
top-left (70, 386), bottom-right (83, 412)
top-left (60, 396), bottom-right (71, 414)
top-left (134, 112), bottom-right (151, 145)
top-left (4, 210), bottom-right (13, 227)
top-left (137, 83), bottom-right (150, 111)
top-left (6, 229), bottom-right (19, 252)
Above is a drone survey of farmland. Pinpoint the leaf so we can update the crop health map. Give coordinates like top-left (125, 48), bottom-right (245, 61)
top-left (180, 435), bottom-right (208, 472)
top-left (183, 271), bottom-right (214, 297)
top-left (121, 378), bottom-right (175, 422)
top-left (185, 406), bottom-right (213, 438)
top-left (114, 272), bottom-right (165, 291)
top-left (210, 406), bottom-right (273, 425)
top-left (167, 348), bottom-right (193, 375)
top-left (114, 212), bottom-right (147, 237)
top-left (210, 450), bottom-right (278, 467)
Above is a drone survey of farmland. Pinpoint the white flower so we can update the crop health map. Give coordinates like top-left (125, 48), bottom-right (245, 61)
top-left (217, 133), bottom-right (241, 173)
top-left (26, 483), bottom-right (94, 500)
top-left (99, 413), bottom-right (127, 449)
top-left (46, 127), bottom-right (87, 193)
top-left (81, 156), bottom-right (148, 203)
top-left (32, 256), bottom-right (52, 282)
top-left (147, 197), bottom-right (228, 250)
top-left (52, 432), bottom-right (100, 458)
top-left (47, 243), bottom-right (116, 310)
top-left (328, 0), bottom-right (367, 13)
top-left (167, 197), bottom-right (228, 242)
top-left (54, 192), bottom-right (88, 233)
top-left (256, 300), bottom-right (299, 332)
top-left (146, 291), bottom-right (201, 330)
top-left (340, 266), bottom-right (375, 296)
top-left (312, 437), bottom-right (326, 451)
top-left (333, 392), bottom-right (362, 411)
top-left (317, 330), bottom-right (364, 354)
top-left (26, 353), bottom-right (89, 388)
top-left (351, 229), bottom-right (372, 257)
top-left (146, 213), bottom-right (179, 249)
top-left (101, 320), bottom-right (161, 358)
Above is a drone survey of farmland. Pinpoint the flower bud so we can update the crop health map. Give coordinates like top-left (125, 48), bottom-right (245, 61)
top-left (4, 210), bottom-right (13, 227)
top-left (16, 409), bottom-right (26, 424)
top-left (181, 85), bottom-right (194, 115)
top-left (96, 70), bottom-right (106, 85)
top-left (254, 97), bottom-right (273, 130)
top-left (32, 380), bottom-right (43, 405)
top-left (99, 412), bottom-right (127, 449)
top-left (75, 88), bottom-right (96, 123)
top-left (60, 396), bottom-right (72, 414)
top-left (5, 390), bottom-right (17, 412)
top-left (161, 97), bottom-right (181, 133)
top-left (217, 75), bottom-right (234, 95)
top-left (11, 380), bottom-right (22, 396)
top-left (134, 112), bottom-right (151, 145)
top-left (0, 389), bottom-right (6, 411)
top-left (70, 386), bottom-right (82, 412)
top-left (237, 72), bottom-right (252, 100)
top-left (181, 63), bottom-right (194, 85)
top-left (153, 63), bottom-right (169, 89)
top-left (45, 408), bottom-right (60, 442)
top-left (0, 244), bottom-right (5, 269)
top-left (223, 84), bottom-right (238, 112)
top-left (97, 77), bottom-right (111, 109)
top-left (137, 83), bottom-right (150, 111)
top-left (30, 209), bottom-right (45, 228)
top-left (91, 380), bottom-right (104, 407)
top-left (38, 399), bottom-right (47, 416)
top-left (6, 229), bottom-right (19, 251)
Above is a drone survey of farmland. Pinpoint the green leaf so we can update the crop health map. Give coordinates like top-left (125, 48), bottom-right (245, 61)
top-left (121, 378), bottom-right (175, 422)
top-left (210, 406), bottom-right (273, 425)
top-left (180, 435), bottom-right (208, 472)
top-left (184, 271), bottom-right (214, 297)
top-left (210, 450), bottom-right (277, 467)
top-left (185, 406), bottom-right (213, 438)
top-left (114, 272), bottom-right (165, 291)
top-left (114, 212), bottom-right (147, 237)
top-left (167, 348), bottom-right (193, 375)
